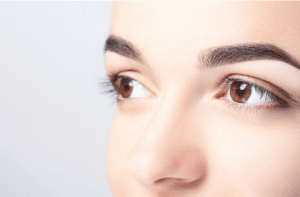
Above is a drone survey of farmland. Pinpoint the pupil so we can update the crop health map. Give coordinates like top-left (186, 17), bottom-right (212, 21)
top-left (236, 84), bottom-right (246, 96)
top-left (124, 84), bottom-right (130, 91)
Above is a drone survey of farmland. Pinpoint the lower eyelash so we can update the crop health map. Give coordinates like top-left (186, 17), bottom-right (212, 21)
top-left (222, 102), bottom-right (261, 115)
top-left (220, 99), bottom-right (288, 116)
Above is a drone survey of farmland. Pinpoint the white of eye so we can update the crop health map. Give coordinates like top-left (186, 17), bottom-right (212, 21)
top-left (227, 85), bottom-right (274, 104)
top-left (128, 80), bottom-right (150, 99)
top-left (244, 86), bottom-right (273, 104)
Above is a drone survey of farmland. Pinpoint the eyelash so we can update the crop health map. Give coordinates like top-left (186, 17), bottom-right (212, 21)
top-left (216, 76), bottom-right (289, 113)
top-left (99, 74), bottom-right (120, 104)
top-left (99, 73), bottom-right (291, 112)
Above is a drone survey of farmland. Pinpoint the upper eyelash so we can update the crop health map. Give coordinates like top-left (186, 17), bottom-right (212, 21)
top-left (218, 75), bottom-right (297, 103)
top-left (99, 74), bottom-right (139, 104)
top-left (99, 74), bottom-right (120, 104)
top-left (218, 76), bottom-right (289, 108)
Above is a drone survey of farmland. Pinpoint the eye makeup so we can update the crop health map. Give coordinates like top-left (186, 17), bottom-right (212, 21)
top-left (100, 72), bottom-right (299, 114)
top-left (215, 74), bottom-right (299, 114)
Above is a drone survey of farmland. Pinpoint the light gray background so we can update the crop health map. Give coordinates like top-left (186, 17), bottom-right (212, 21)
top-left (0, 2), bottom-right (115, 197)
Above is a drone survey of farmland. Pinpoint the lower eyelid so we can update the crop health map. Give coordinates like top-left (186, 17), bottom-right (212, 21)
top-left (218, 98), bottom-right (288, 117)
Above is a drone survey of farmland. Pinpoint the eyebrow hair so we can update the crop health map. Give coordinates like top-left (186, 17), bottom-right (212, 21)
top-left (200, 43), bottom-right (300, 70)
top-left (104, 35), bottom-right (300, 70)
top-left (104, 35), bottom-right (144, 64)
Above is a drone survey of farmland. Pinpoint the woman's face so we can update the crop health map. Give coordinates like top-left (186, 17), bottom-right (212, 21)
top-left (105, 2), bottom-right (300, 197)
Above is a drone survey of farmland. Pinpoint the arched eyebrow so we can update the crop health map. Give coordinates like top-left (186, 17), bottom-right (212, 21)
top-left (199, 43), bottom-right (300, 70)
top-left (104, 35), bottom-right (144, 64)
top-left (104, 35), bottom-right (300, 70)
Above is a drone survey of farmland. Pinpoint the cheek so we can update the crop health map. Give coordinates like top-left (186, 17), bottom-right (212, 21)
top-left (209, 114), bottom-right (300, 196)
top-left (256, 138), bottom-right (300, 196)
top-left (249, 132), bottom-right (300, 196)
top-left (107, 102), bottom-right (300, 196)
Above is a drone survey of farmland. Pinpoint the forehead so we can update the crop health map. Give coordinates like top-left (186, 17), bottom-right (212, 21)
top-left (110, 2), bottom-right (300, 53)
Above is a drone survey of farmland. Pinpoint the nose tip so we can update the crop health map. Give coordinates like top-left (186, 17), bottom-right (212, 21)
top-left (126, 97), bottom-right (207, 191)
top-left (127, 146), bottom-right (206, 190)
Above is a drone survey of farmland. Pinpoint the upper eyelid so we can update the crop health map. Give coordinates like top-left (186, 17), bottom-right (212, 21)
top-left (234, 78), bottom-right (278, 95)
top-left (113, 75), bottom-right (139, 85)
top-left (227, 79), bottom-right (280, 101)
top-left (111, 74), bottom-right (153, 95)
top-left (227, 78), bottom-right (272, 95)
top-left (221, 75), bottom-right (294, 102)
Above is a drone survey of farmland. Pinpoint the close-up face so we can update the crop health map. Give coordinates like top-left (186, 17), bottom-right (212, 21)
top-left (104, 2), bottom-right (300, 197)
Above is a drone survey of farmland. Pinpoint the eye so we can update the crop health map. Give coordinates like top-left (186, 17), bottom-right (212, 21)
top-left (114, 75), bottom-right (150, 100)
top-left (217, 76), bottom-right (295, 114)
top-left (228, 81), bottom-right (274, 104)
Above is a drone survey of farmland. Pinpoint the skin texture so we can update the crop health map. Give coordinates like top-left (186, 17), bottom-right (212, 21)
top-left (105, 2), bottom-right (300, 197)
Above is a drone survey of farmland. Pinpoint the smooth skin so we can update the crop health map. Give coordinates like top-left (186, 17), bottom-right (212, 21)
top-left (105, 2), bottom-right (300, 197)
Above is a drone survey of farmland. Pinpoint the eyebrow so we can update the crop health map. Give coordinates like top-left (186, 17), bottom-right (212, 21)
top-left (104, 35), bottom-right (144, 64)
top-left (200, 43), bottom-right (300, 70)
top-left (104, 35), bottom-right (300, 70)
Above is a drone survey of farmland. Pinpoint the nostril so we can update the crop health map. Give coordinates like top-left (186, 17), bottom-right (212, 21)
top-left (153, 176), bottom-right (204, 191)
top-left (154, 177), bottom-right (187, 185)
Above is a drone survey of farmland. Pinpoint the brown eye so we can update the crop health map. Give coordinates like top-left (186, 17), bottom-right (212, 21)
top-left (230, 81), bottom-right (251, 103)
top-left (112, 75), bottom-right (151, 100)
top-left (115, 77), bottom-right (133, 98)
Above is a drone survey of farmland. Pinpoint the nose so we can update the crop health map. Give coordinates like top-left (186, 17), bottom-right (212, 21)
top-left (126, 99), bottom-right (207, 191)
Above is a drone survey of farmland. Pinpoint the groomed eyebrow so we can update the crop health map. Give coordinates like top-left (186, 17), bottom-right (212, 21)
top-left (104, 35), bottom-right (144, 64)
top-left (200, 43), bottom-right (300, 70)
top-left (104, 35), bottom-right (300, 70)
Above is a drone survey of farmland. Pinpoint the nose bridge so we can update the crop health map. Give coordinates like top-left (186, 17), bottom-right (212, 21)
top-left (126, 91), bottom-right (207, 189)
